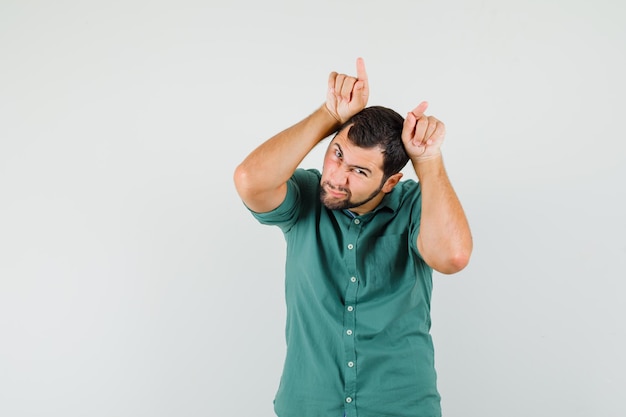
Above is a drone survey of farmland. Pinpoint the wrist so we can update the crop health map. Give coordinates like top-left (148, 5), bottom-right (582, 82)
top-left (412, 153), bottom-right (444, 177)
top-left (308, 104), bottom-right (341, 140)
top-left (322, 103), bottom-right (342, 125)
top-left (412, 152), bottom-right (442, 163)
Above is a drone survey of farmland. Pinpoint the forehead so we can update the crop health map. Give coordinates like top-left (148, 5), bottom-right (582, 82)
top-left (329, 128), bottom-right (385, 171)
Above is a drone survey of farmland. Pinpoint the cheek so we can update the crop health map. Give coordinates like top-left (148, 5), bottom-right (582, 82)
top-left (352, 178), bottom-right (379, 195)
top-left (320, 161), bottom-right (328, 178)
top-left (352, 182), bottom-right (368, 195)
top-left (322, 155), bottom-right (337, 175)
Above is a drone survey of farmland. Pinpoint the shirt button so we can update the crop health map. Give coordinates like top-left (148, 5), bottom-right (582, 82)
top-left (347, 244), bottom-right (354, 250)
top-left (350, 277), bottom-right (357, 283)
top-left (348, 361), bottom-right (354, 368)
top-left (354, 219), bottom-right (360, 225)
top-left (346, 397), bottom-right (353, 403)
top-left (346, 329), bottom-right (353, 336)
top-left (347, 306), bottom-right (354, 312)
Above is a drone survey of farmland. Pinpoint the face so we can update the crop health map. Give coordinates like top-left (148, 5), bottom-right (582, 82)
top-left (320, 128), bottom-right (401, 215)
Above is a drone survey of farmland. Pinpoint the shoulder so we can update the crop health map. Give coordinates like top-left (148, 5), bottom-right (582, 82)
top-left (290, 168), bottom-right (321, 197)
top-left (389, 179), bottom-right (422, 207)
top-left (396, 178), bottom-right (420, 193)
top-left (292, 168), bottom-right (321, 184)
top-left (248, 169), bottom-right (321, 230)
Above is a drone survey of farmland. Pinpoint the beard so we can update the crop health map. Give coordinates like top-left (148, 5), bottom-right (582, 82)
top-left (319, 181), bottom-right (383, 211)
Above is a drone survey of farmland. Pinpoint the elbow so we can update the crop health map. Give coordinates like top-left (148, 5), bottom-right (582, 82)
top-left (420, 234), bottom-right (473, 275)
top-left (435, 244), bottom-right (473, 275)
top-left (233, 163), bottom-right (253, 197)
top-left (446, 251), bottom-right (471, 274)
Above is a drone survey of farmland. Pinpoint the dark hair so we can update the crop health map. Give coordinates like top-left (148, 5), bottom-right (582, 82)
top-left (339, 106), bottom-right (409, 179)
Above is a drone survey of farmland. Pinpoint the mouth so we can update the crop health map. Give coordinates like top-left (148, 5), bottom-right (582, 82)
top-left (327, 188), bottom-right (347, 198)
top-left (323, 183), bottom-right (348, 198)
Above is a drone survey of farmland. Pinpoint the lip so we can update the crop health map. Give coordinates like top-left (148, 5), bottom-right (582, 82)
top-left (324, 184), bottom-right (347, 198)
top-left (328, 189), bottom-right (346, 198)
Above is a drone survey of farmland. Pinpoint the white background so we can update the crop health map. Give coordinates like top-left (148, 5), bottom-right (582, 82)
top-left (1, 1), bottom-right (625, 416)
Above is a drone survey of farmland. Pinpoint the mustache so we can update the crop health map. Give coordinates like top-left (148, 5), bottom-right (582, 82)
top-left (321, 181), bottom-right (349, 194)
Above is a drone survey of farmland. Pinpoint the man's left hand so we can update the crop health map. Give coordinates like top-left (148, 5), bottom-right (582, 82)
top-left (401, 101), bottom-right (446, 161)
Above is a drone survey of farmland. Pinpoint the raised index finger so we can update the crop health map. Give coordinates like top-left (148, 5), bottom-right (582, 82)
top-left (410, 101), bottom-right (429, 119)
top-left (356, 57), bottom-right (368, 82)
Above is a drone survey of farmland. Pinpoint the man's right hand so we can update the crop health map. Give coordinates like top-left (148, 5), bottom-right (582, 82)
top-left (325, 57), bottom-right (369, 124)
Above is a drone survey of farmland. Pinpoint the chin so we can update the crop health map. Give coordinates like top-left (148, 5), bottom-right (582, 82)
top-left (320, 193), bottom-right (350, 211)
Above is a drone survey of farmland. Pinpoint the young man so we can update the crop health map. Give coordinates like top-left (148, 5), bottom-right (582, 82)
top-left (234, 58), bottom-right (472, 417)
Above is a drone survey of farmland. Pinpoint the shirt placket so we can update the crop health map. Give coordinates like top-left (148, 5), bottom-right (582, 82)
top-left (343, 216), bottom-right (362, 417)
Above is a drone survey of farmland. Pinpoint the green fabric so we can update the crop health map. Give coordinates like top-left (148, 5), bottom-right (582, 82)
top-left (250, 168), bottom-right (441, 417)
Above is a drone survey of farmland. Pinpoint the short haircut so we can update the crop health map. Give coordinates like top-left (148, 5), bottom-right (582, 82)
top-left (339, 106), bottom-right (409, 179)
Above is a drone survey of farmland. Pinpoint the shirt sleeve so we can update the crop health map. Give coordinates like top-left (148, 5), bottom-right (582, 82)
top-left (407, 181), bottom-right (425, 260)
top-left (248, 169), bottom-right (318, 233)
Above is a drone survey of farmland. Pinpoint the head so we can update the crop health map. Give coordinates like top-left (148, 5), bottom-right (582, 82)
top-left (320, 106), bottom-right (409, 214)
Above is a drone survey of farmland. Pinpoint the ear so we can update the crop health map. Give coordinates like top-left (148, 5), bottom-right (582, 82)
top-left (382, 172), bottom-right (403, 193)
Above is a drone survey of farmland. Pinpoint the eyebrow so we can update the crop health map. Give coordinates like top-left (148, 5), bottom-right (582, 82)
top-left (335, 143), bottom-right (373, 175)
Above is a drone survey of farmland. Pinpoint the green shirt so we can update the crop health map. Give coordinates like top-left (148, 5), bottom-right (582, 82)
top-left (251, 168), bottom-right (441, 417)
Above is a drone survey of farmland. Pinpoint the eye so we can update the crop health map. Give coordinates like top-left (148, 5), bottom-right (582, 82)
top-left (353, 168), bottom-right (367, 177)
top-left (334, 149), bottom-right (343, 158)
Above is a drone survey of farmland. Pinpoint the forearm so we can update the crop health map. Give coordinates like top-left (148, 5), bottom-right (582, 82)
top-left (234, 104), bottom-right (340, 212)
top-left (414, 155), bottom-right (473, 274)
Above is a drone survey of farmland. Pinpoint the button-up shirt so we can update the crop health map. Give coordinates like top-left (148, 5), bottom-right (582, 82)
top-left (250, 168), bottom-right (441, 417)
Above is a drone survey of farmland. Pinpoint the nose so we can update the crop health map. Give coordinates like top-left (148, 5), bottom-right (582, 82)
top-left (330, 167), bottom-right (349, 187)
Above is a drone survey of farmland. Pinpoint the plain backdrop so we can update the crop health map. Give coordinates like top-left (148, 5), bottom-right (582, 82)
top-left (1, 1), bottom-right (625, 416)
